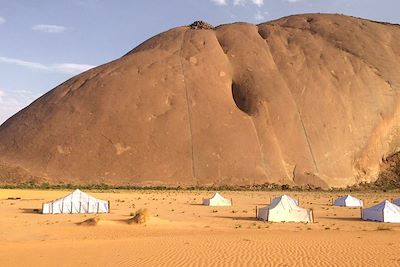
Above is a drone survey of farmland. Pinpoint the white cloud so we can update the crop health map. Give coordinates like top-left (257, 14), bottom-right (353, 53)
top-left (0, 56), bottom-right (95, 75)
top-left (54, 63), bottom-right (96, 75)
top-left (0, 88), bottom-right (37, 124)
top-left (233, 0), bottom-right (246, 6)
top-left (285, 0), bottom-right (303, 2)
top-left (210, 0), bottom-right (264, 6)
top-left (251, 0), bottom-right (264, 7)
top-left (210, 0), bottom-right (228, 5)
top-left (0, 57), bottom-right (48, 70)
top-left (0, 16), bottom-right (5, 24)
top-left (32, 24), bottom-right (66, 33)
top-left (233, 0), bottom-right (264, 7)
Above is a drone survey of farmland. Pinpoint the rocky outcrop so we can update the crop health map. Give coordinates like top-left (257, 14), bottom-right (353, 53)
top-left (1, 14), bottom-right (400, 187)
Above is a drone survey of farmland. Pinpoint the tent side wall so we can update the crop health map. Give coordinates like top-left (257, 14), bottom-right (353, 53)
top-left (362, 209), bottom-right (382, 222)
top-left (209, 198), bottom-right (231, 206)
top-left (334, 198), bottom-right (345, 206)
top-left (203, 196), bottom-right (231, 206)
top-left (267, 207), bottom-right (312, 223)
top-left (334, 196), bottom-right (363, 207)
top-left (309, 209), bottom-right (314, 223)
top-left (257, 207), bottom-right (269, 221)
top-left (384, 208), bottom-right (400, 223)
top-left (42, 199), bottom-right (109, 214)
top-left (202, 198), bottom-right (210, 206)
top-left (42, 203), bottom-right (51, 214)
top-left (345, 198), bottom-right (363, 207)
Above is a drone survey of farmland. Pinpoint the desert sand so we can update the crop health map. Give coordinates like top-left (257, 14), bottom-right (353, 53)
top-left (0, 189), bottom-right (399, 266)
top-left (2, 14), bottom-right (400, 188)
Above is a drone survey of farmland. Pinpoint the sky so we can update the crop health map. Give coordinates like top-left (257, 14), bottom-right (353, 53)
top-left (0, 0), bottom-right (399, 124)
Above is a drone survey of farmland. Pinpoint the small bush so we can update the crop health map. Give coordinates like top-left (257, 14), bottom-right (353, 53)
top-left (129, 208), bottom-right (150, 224)
top-left (376, 226), bottom-right (392, 231)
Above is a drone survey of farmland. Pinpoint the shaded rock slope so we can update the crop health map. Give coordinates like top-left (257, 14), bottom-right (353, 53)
top-left (1, 14), bottom-right (400, 188)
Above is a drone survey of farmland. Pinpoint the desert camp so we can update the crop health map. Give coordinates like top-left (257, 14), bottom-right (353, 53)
top-left (1, 189), bottom-right (400, 266)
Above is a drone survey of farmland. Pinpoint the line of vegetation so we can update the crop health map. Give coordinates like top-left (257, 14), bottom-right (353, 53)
top-left (0, 181), bottom-right (398, 192)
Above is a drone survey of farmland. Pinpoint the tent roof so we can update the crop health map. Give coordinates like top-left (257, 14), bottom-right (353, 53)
top-left (208, 192), bottom-right (225, 199)
top-left (213, 192), bottom-right (222, 198)
top-left (336, 195), bottom-right (361, 202)
top-left (267, 195), bottom-right (304, 211)
top-left (44, 189), bottom-right (106, 204)
top-left (271, 194), bottom-right (298, 206)
top-left (364, 200), bottom-right (400, 213)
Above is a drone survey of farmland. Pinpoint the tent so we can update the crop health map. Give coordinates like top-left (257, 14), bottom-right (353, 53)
top-left (257, 195), bottom-right (313, 223)
top-left (42, 189), bottom-right (109, 214)
top-left (334, 195), bottom-right (363, 207)
top-left (202, 192), bottom-right (232, 206)
top-left (271, 194), bottom-right (299, 206)
top-left (393, 198), bottom-right (400, 206)
top-left (362, 200), bottom-right (400, 223)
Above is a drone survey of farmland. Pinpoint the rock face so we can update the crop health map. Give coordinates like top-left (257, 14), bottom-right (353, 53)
top-left (1, 14), bottom-right (400, 187)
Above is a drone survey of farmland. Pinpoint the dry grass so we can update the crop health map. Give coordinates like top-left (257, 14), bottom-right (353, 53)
top-left (78, 217), bottom-right (101, 226)
top-left (376, 226), bottom-right (392, 231)
top-left (128, 208), bottom-right (150, 224)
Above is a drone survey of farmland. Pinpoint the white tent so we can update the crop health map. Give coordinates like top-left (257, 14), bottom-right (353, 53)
top-left (202, 192), bottom-right (232, 206)
top-left (271, 194), bottom-right (299, 206)
top-left (42, 189), bottom-right (109, 214)
top-left (257, 195), bottom-right (313, 223)
top-left (393, 198), bottom-right (400, 206)
top-left (362, 200), bottom-right (400, 223)
top-left (334, 195), bottom-right (363, 207)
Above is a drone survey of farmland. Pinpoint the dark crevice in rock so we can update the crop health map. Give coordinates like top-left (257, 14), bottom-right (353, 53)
top-left (214, 33), bottom-right (229, 55)
top-left (231, 82), bottom-right (256, 115)
top-left (256, 25), bottom-right (270, 40)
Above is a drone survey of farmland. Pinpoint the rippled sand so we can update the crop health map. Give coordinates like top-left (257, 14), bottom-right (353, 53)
top-left (0, 189), bottom-right (399, 266)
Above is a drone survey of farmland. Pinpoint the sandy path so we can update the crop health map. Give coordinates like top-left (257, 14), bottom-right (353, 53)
top-left (0, 189), bottom-right (400, 266)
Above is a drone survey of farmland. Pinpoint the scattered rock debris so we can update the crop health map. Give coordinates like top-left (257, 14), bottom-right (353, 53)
top-left (189, 21), bottom-right (214, 30)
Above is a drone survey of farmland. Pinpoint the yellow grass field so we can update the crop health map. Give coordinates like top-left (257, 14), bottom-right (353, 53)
top-left (0, 189), bottom-right (400, 266)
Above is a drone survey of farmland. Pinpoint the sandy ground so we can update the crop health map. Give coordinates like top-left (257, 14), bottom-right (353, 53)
top-left (0, 189), bottom-right (400, 266)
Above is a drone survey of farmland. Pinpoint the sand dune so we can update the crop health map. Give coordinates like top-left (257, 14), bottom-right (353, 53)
top-left (0, 189), bottom-right (399, 266)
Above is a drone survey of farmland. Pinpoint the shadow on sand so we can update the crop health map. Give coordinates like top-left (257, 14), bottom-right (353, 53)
top-left (19, 208), bottom-right (42, 214)
top-left (318, 216), bottom-right (362, 222)
top-left (214, 215), bottom-right (258, 222)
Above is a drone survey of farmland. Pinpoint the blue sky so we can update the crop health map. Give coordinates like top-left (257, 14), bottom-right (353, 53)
top-left (0, 0), bottom-right (399, 123)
